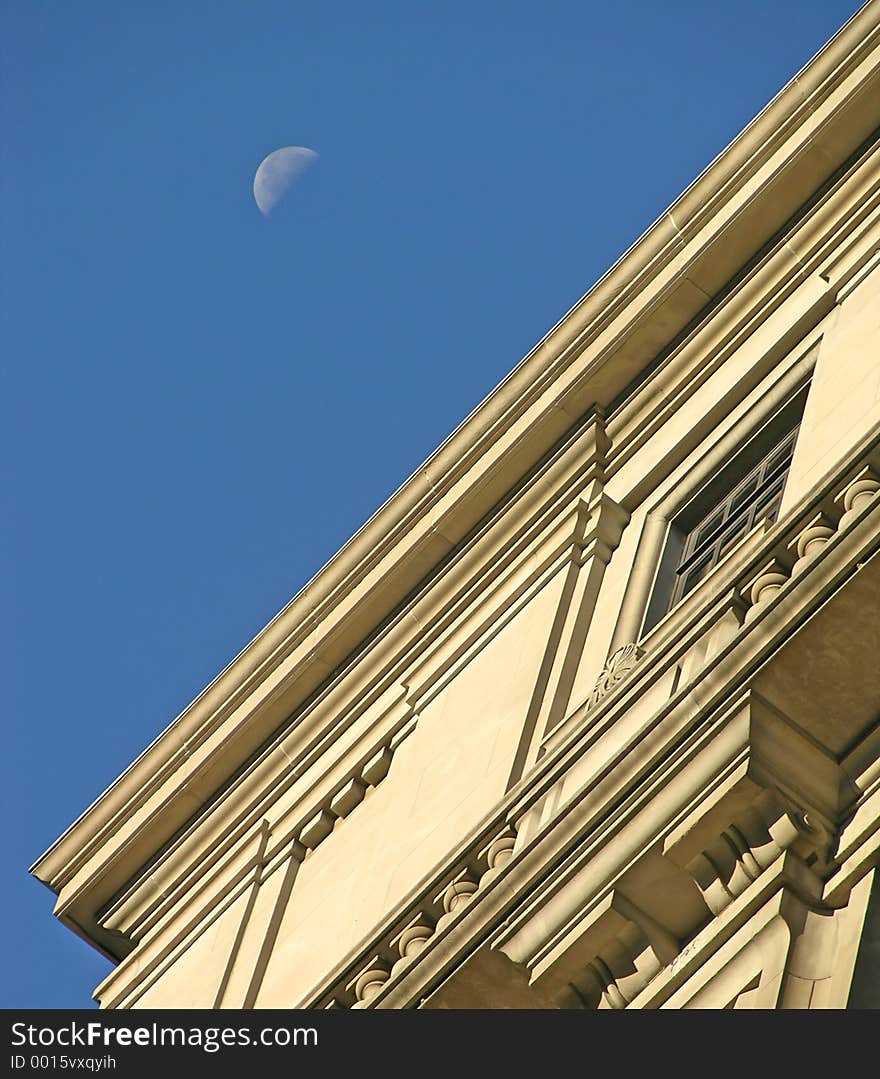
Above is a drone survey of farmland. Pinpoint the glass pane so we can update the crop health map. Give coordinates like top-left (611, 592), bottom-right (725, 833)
top-left (717, 510), bottom-right (751, 559)
top-left (765, 438), bottom-right (795, 476)
top-left (752, 483), bottom-right (783, 523)
top-left (679, 550), bottom-right (714, 598)
top-left (693, 506), bottom-right (726, 548)
top-left (669, 411), bottom-right (802, 617)
top-left (729, 472), bottom-right (760, 514)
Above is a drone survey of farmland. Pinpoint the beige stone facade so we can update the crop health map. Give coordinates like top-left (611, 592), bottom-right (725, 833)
top-left (33, 3), bottom-right (880, 1010)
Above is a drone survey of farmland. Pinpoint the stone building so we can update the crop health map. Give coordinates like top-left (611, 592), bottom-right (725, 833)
top-left (33, 3), bottom-right (880, 1009)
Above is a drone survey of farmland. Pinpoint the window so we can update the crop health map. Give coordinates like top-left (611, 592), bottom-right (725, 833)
top-left (642, 382), bottom-right (808, 632)
top-left (670, 425), bottom-right (798, 604)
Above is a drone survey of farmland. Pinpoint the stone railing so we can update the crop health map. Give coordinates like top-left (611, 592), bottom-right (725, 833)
top-left (741, 461), bottom-right (879, 622)
top-left (318, 822), bottom-right (517, 1008)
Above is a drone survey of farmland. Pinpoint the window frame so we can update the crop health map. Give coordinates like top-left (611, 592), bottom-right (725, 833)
top-left (639, 378), bottom-right (811, 637)
top-left (669, 423), bottom-right (799, 607)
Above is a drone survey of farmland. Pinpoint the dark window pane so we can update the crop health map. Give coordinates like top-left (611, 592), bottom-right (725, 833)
top-left (667, 423), bottom-right (798, 613)
top-left (717, 511), bottom-right (752, 558)
top-left (765, 438), bottom-right (795, 476)
top-left (752, 483), bottom-right (784, 523)
top-left (729, 472), bottom-right (760, 513)
top-left (678, 550), bottom-right (714, 599)
top-left (693, 506), bottom-right (726, 548)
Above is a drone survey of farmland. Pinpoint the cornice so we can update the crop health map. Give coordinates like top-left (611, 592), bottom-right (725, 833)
top-left (31, 2), bottom-right (880, 957)
top-left (40, 411), bottom-right (613, 961)
top-left (606, 139), bottom-right (880, 487)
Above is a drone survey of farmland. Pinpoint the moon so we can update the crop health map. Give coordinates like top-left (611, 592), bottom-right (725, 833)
top-left (253, 147), bottom-right (318, 216)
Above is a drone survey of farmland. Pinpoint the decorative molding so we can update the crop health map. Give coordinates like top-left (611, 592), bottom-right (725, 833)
top-left (740, 457), bottom-right (880, 622)
top-left (568, 920), bottom-right (664, 1010)
top-left (298, 718), bottom-right (412, 858)
top-left (535, 790), bottom-right (810, 1009)
top-left (681, 799), bottom-right (802, 917)
top-left (587, 642), bottom-right (645, 710)
top-left (837, 463), bottom-right (880, 529)
top-left (789, 512), bottom-right (836, 576)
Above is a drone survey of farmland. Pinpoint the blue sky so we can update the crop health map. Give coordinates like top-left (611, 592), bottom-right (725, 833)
top-left (2, 1), bottom-right (863, 1008)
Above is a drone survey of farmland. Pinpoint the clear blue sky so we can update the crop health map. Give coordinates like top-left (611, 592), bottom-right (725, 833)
top-left (3, 0), bottom-right (863, 1008)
